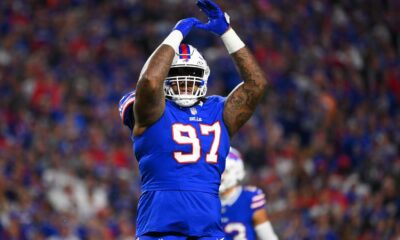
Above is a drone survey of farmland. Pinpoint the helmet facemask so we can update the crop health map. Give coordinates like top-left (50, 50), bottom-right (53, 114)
top-left (164, 44), bottom-right (210, 107)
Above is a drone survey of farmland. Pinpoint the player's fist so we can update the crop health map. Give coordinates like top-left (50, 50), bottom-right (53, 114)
top-left (173, 18), bottom-right (202, 38)
top-left (196, 0), bottom-right (230, 36)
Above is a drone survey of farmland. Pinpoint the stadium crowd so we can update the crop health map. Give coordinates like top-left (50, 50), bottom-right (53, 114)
top-left (0, 0), bottom-right (399, 239)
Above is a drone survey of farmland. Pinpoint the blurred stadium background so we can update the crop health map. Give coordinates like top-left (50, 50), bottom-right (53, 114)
top-left (0, 0), bottom-right (399, 239)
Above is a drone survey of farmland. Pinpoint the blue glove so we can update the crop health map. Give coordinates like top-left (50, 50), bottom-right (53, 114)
top-left (195, 0), bottom-right (230, 36)
top-left (173, 17), bottom-right (202, 38)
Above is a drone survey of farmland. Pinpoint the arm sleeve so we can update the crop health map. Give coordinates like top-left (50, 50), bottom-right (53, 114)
top-left (250, 187), bottom-right (266, 212)
top-left (255, 221), bottom-right (279, 240)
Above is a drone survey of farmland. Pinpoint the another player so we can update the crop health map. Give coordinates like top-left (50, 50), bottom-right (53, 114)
top-left (220, 147), bottom-right (279, 240)
top-left (124, 0), bottom-right (267, 238)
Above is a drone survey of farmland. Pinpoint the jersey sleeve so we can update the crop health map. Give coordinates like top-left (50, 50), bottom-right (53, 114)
top-left (118, 90), bottom-right (136, 130)
top-left (206, 95), bottom-right (227, 120)
top-left (245, 186), bottom-right (266, 212)
top-left (210, 95), bottom-right (227, 107)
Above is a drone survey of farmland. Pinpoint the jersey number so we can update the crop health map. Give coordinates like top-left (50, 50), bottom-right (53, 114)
top-left (172, 122), bottom-right (221, 163)
top-left (225, 223), bottom-right (247, 240)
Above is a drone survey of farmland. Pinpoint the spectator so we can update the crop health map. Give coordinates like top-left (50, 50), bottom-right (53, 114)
top-left (0, 0), bottom-right (398, 239)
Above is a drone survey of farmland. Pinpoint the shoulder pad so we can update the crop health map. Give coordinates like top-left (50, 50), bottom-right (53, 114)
top-left (118, 90), bottom-right (136, 129)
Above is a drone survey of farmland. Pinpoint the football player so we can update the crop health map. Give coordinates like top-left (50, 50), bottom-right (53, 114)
top-left (220, 147), bottom-right (279, 240)
top-left (123, 0), bottom-right (267, 239)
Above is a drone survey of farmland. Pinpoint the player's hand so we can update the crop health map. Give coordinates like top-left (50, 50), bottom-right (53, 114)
top-left (173, 18), bottom-right (202, 38)
top-left (195, 0), bottom-right (230, 36)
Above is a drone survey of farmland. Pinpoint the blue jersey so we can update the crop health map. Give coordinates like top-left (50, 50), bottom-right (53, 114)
top-left (221, 186), bottom-right (266, 240)
top-left (133, 96), bottom-right (230, 237)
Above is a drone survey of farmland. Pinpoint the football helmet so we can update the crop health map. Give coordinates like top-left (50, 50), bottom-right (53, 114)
top-left (164, 44), bottom-right (210, 107)
top-left (219, 147), bottom-right (245, 193)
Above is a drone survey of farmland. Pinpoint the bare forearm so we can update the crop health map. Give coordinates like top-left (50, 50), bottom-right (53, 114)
top-left (223, 47), bottom-right (267, 136)
top-left (231, 47), bottom-right (267, 101)
top-left (139, 45), bottom-right (175, 92)
top-left (134, 19), bottom-right (194, 133)
top-left (135, 45), bottom-right (175, 127)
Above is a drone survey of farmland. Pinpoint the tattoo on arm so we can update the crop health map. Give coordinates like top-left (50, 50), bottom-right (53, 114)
top-left (224, 47), bottom-right (267, 136)
top-left (134, 45), bottom-right (175, 133)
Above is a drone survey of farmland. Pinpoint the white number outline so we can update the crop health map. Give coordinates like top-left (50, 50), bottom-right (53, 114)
top-left (200, 122), bottom-right (221, 163)
top-left (172, 124), bottom-right (201, 163)
top-left (172, 122), bottom-right (221, 164)
top-left (225, 222), bottom-right (247, 240)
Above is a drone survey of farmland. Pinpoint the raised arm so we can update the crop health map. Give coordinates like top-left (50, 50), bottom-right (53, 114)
top-left (195, 0), bottom-right (267, 136)
top-left (223, 44), bottom-right (267, 136)
top-left (133, 45), bottom-right (174, 135)
top-left (133, 18), bottom-right (200, 136)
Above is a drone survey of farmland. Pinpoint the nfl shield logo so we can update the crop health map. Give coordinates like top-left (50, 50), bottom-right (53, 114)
top-left (190, 107), bottom-right (197, 115)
